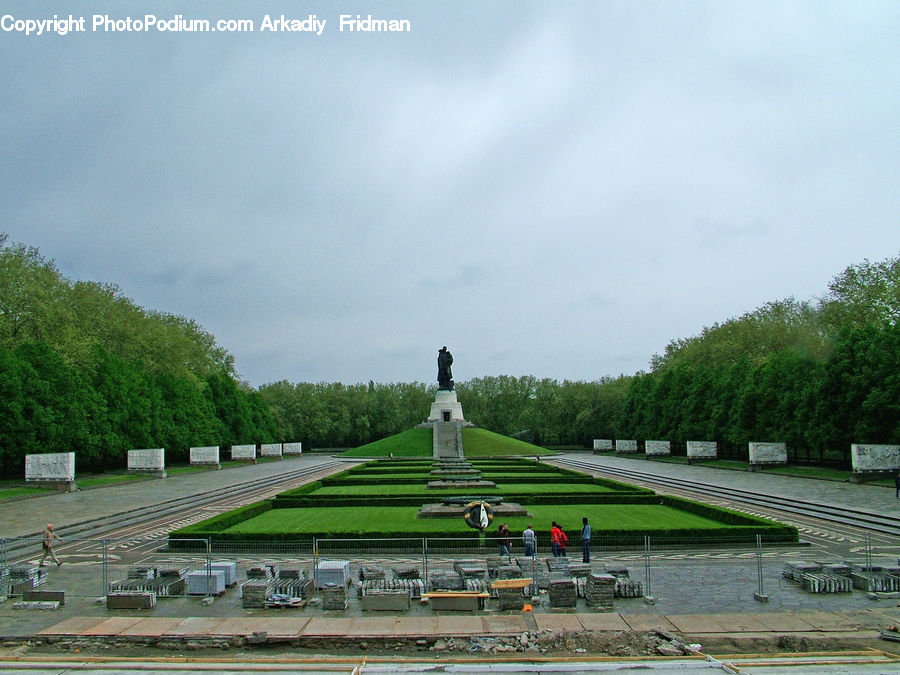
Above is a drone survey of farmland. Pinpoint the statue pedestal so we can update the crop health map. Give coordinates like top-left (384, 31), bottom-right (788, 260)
top-left (428, 390), bottom-right (465, 422)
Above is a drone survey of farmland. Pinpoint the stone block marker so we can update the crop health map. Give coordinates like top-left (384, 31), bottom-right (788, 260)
top-left (748, 442), bottom-right (787, 470)
top-left (283, 442), bottom-right (303, 455)
top-left (25, 452), bottom-right (76, 492)
top-left (593, 439), bottom-right (612, 453)
top-left (615, 439), bottom-right (638, 454)
top-left (189, 446), bottom-right (220, 469)
top-left (127, 448), bottom-right (166, 478)
top-left (686, 441), bottom-right (717, 463)
top-left (230, 444), bottom-right (257, 462)
top-left (850, 444), bottom-right (900, 482)
top-left (259, 443), bottom-right (283, 459)
top-left (645, 440), bottom-right (671, 457)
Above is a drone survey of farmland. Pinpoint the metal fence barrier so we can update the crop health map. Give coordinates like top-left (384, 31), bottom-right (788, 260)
top-left (2, 533), bottom-right (897, 614)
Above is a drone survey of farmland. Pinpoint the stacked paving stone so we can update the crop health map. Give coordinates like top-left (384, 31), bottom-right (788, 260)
top-left (126, 565), bottom-right (155, 579)
top-left (782, 561), bottom-right (822, 581)
top-left (429, 571), bottom-right (466, 590)
top-left (0, 566), bottom-right (9, 600)
top-left (454, 560), bottom-right (487, 579)
top-left (464, 578), bottom-right (489, 593)
top-left (496, 586), bottom-right (525, 610)
top-left (241, 580), bottom-right (270, 609)
top-left (272, 568), bottom-right (313, 600)
top-left (8, 565), bottom-right (46, 595)
top-left (497, 565), bottom-right (521, 579)
top-left (850, 570), bottom-right (900, 592)
top-left (602, 567), bottom-right (642, 598)
top-left (486, 555), bottom-right (503, 579)
top-left (548, 576), bottom-right (577, 607)
top-left (112, 566), bottom-right (187, 597)
top-left (802, 572), bottom-right (852, 593)
top-left (358, 578), bottom-right (425, 598)
top-left (358, 565), bottom-right (386, 581)
top-left (585, 573), bottom-right (616, 610)
top-left (822, 562), bottom-right (852, 577)
top-left (546, 558), bottom-right (570, 574)
top-left (322, 583), bottom-right (348, 610)
top-left (392, 565), bottom-right (420, 579)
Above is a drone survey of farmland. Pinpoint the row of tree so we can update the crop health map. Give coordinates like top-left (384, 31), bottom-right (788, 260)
top-left (0, 236), bottom-right (277, 477)
top-left (2, 230), bottom-right (897, 474)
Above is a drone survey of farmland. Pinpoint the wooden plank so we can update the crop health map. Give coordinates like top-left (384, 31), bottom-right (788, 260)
top-left (491, 578), bottom-right (533, 589)
top-left (423, 592), bottom-right (490, 598)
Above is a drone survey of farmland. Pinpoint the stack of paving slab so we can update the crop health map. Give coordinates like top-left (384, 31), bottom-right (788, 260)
top-left (107, 591), bottom-right (156, 609)
top-left (272, 568), bottom-right (313, 600)
top-left (429, 571), bottom-right (466, 591)
top-left (110, 566), bottom-right (188, 598)
top-left (585, 573), bottom-right (617, 610)
top-left (546, 558), bottom-right (570, 574)
top-left (392, 565), bottom-right (420, 580)
top-left (207, 561), bottom-right (237, 587)
top-left (9, 565), bottom-right (46, 595)
top-left (782, 561), bottom-right (852, 594)
top-left (604, 567), bottom-right (642, 598)
top-left (360, 588), bottom-right (411, 611)
top-left (322, 583), bottom-right (348, 610)
top-left (0, 566), bottom-right (9, 600)
top-left (358, 577), bottom-right (425, 598)
top-left (241, 580), bottom-right (270, 609)
top-left (358, 565), bottom-right (386, 581)
top-left (315, 560), bottom-right (350, 589)
top-left (454, 560), bottom-right (487, 579)
top-left (186, 569), bottom-right (226, 596)
top-left (549, 576), bottom-right (577, 607)
top-left (496, 586), bottom-right (526, 610)
top-left (850, 567), bottom-right (900, 592)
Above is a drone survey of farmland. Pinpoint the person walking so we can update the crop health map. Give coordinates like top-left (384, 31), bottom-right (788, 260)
top-left (39, 524), bottom-right (62, 567)
top-left (581, 516), bottom-right (592, 563)
top-left (895, 472), bottom-right (900, 499)
top-left (497, 523), bottom-right (512, 561)
top-left (550, 521), bottom-right (562, 557)
top-left (522, 524), bottom-right (536, 557)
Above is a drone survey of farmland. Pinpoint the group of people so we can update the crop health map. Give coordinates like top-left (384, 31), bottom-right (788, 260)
top-left (497, 518), bottom-right (592, 563)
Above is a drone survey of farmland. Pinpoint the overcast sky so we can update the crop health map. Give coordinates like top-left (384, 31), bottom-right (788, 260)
top-left (2, 1), bottom-right (898, 387)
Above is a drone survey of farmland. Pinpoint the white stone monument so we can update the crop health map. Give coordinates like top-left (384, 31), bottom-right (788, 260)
top-left (283, 442), bottom-right (303, 455)
top-left (687, 441), bottom-right (717, 463)
top-left (127, 448), bottom-right (166, 477)
top-left (190, 446), bottom-right (220, 469)
top-left (260, 443), bottom-right (283, 459)
top-left (427, 390), bottom-right (465, 423)
top-left (593, 439), bottom-right (613, 453)
top-left (851, 444), bottom-right (900, 482)
top-left (25, 452), bottom-right (76, 491)
top-left (645, 440), bottom-right (671, 457)
top-left (615, 439), bottom-right (638, 454)
top-left (231, 444), bottom-right (256, 462)
top-left (748, 442), bottom-right (787, 470)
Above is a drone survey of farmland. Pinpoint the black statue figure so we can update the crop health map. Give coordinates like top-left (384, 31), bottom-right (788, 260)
top-left (437, 346), bottom-right (454, 390)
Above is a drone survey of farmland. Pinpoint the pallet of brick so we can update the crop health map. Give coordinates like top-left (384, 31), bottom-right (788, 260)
top-left (801, 572), bottom-right (852, 593)
top-left (548, 576), bottom-right (577, 608)
top-left (585, 573), bottom-right (616, 610)
top-left (275, 570), bottom-right (314, 600)
top-left (429, 572), bottom-right (466, 591)
top-left (486, 555), bottom-right (503, 579)
top-left (315, 560), bottom-right (350, 589)
top-left (241, 579), bottom-right (270, 609)
top-left (782, 561), bottom-right (821, 582)
top-left (546, 558), bottom-right (570, 574)
top-left (455, 562), bottom-right (487, 579)
top-left (361, 588), bottom-right (410, 611)
top-left (390, 578), bottom-right (425, 598)
top-left (358, 565), bottom-right (386, 581)
top-left (246, 566), bottom-right (276, 584)
top-left (107, 591), bottom-right (156, 609)
top-left (568, 562), bottom-right (591, 578)
top-left (614, 576), bottom-right (642, 598)
top-left (322, 583), bottom-right (348, 610)
top-left (496, 586), bottom-right (525, 610)
top-left (392, 565), bottom-right (420, 579)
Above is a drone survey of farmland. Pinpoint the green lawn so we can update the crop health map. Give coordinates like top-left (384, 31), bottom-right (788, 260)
top-left (341, 426), bottom-right (554, 458)
top-left (224, 504), bottom-right (729, 535)
top-left (0, 486), bottom-right (54, 501)
top-left (78, 473), bottom-right (148, 488)
top-left (342, 428), bottom-right (433, 457)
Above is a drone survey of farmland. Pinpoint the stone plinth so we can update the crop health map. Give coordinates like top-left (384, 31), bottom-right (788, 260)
top-left (433, 420), bottom-right (463, 458)
top-left (686, 441), bottom-right (717, 462)
top-left (428, 389), bottom-right (465, 422)
top-left (615, 440), bottom-right (638, 454)
top-left (749, 442), bottom-right (787, 469)
top-left (850, 444), bottom-right (900, 482)
top-left (230, 444), bottom-right (257, 462)
top-left (25, 452), bottom-right (76, 491)
top-left (645, 440), bottom-right (670, 457)
top-left (283, 442), bottom-right (303, 455)
top-left (127, 448), bottom-right (166, 478)
top-left (190, 446), bottom-right (220, 468)
top-left (593, 439), bottom-right (613, 452)
top-left (260, 443), bottom-right (283, 459)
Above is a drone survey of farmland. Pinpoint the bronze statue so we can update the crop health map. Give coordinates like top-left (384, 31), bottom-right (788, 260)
top-left (437, 346), bottom-right (454, 390)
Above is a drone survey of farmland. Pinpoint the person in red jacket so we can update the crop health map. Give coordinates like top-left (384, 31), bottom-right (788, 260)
top-left (550, 521), bottom-right (563, 557)
top-left (559, 526), bottom-right (568, 557)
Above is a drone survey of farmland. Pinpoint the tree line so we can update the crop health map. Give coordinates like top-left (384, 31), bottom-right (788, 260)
top-left (0, 235), bottom-right (276, 477)
top-left (2, 231), bottom-right (897, 475)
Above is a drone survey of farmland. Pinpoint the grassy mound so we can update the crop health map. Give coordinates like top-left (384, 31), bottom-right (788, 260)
top-left (340, 426), bottom-right (554, 458)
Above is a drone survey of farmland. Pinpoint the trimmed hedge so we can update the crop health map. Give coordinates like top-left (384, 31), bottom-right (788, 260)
top-left (170, 500), bottom-right (273, 537)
